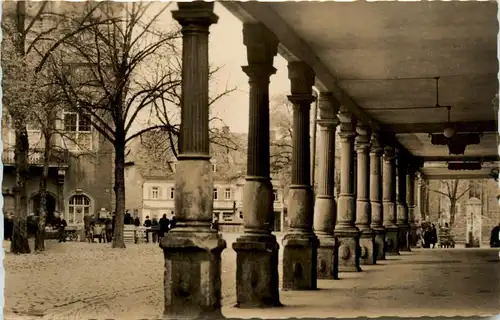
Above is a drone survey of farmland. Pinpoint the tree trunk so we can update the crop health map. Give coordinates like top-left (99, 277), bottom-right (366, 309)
top-left (35, 135), bottom-right (51, 251)
top-left (112, 136), bottom-right (126, 249)
top-left (449, 200), bottom-right (456, 229)
top-left (11, 125), bottom-right (31, 254)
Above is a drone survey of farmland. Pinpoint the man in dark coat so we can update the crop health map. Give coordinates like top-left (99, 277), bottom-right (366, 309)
top-left (490, 223), bottom-right (500, 248)
top-left (159, 214), bottom-right (170, 240)
top-left (58, 218), bottom-right (67, 243)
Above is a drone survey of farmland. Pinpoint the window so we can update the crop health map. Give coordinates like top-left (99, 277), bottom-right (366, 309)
top-left (213, 188), bottom-right (218, 200)
top-left (67, 194), bottom-right (91, 224)
top-left (64, 111), bottom-right (91, 132)
top-left (212, 163), bottom-right (217, 172)
top-left (273, 189), bottom-right (279, 202)
top-left (469, 180), bottom-right (481, 199)
top-left (224, 188), bottom-right (232, 200)
top-left (169, 187), bottom-right (175, 200)
top-left (151, 187), bottom-right (159, 199)
top-left (222, 212), bottom-right (233, 221)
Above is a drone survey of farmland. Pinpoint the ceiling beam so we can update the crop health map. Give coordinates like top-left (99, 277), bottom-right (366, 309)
top-left (388, 120), bottom-right (497, 134)
top-left (423, 155), bottom-right (500, 162)
top-left (425, 174), bottom-right (494, 180)
top-left (220, 1), bottom-right (413, 157)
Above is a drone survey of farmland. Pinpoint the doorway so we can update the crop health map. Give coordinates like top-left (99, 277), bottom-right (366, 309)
top-left (32, 193), bottom-right (57, 225)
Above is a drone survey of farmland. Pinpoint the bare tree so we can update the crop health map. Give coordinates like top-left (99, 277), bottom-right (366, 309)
top-left (1, 1), bottom-right (54, 254)
top-left (269, 95), bottom-right (294, 184)
top-left (49, 2), bottom-right (200, 248)
top-left (427, 179), bottom-right (470, 229)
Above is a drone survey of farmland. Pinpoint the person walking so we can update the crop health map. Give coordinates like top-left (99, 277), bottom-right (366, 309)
top-left (490, 222), bottom-right (500, 248)
top-left (159, 214), bottom-right (170, 241)
top-left (429, 224), bottom-right (438, 249)
top-left (58, 217), bottom-right (67, 243)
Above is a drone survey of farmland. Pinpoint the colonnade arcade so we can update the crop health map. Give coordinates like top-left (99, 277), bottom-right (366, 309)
top-left (159, 2), bottom-right (469, 318)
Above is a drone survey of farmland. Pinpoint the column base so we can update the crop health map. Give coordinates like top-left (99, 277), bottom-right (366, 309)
top-left (384, 225), bottom-right (400, 255)
top-left (409, 224), bottom-right (418, 247)
top-left (358, 230), bottom-right (376, 265)
top-left (334, 228), bottom-right (361, 272)
top-left (371, 226), bottom-right (386, 261)
top-left (282, 232), bottom-right (319, 290)
top-left (398, 223), bottom-right (411, 252)
top-left (160, 229), bottom-right (227, 319)
top-left (232, 233), bottom-right (282, 308)
top-left (316, 234), bottom-right (339, 280)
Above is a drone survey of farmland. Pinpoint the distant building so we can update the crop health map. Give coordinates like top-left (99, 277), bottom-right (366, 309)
top-left (424, 178), bottom-right (500, 245)
top-left (124, 129), bottom-right (288, 232)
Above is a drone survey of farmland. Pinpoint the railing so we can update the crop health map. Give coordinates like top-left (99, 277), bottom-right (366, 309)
top-left (2, 149), bottom-right (69, 166)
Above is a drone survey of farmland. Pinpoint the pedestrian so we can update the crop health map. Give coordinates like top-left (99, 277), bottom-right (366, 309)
top-left (170, 213), bottom-right (177, 229)
top-left (159, 214), bottom-right (170, 241)
top-left (490, 222), bottom-right (500, 248)
top-left (134, 216), bottom-right (140, 227)
top-left (429, 224), bottom-right (437, 249)
top-left (58, 217), bottom-right (67, 243)
top-left (151, 217), bottom-right (159, 243)
top-left (144, 216), bottom-right (152, 243)
top-left (105, 215), bottom-right (113, 243)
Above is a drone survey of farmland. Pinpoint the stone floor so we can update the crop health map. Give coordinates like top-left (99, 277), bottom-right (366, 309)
top-left (2, 234), bottom-right (499, 319)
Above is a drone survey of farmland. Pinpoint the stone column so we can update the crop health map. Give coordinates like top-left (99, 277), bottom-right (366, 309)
top-left (355, 124), bottom-right (375, 265)
top-left (407, 163), bottom-right (418, 248)
top-left (313, 92), bottom-right (340, 280)
top-left (369, 133), bottom-right (386, 260)
top-left (396, 152), bottom-right (411, 252)
top-left (282, 61), bottom-right (319, 290)
top-left (56, 168), bottom-right (66, 214)
top-left (161, 3), bottom-right (226, 319)
top-left (382, 145), bottom-right (399, 255)
top-left (232, 23), bottom-right (281, 308)
top-left (334, 107), bottom-right (361, 272)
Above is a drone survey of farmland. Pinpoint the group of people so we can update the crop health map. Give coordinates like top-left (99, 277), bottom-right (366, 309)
top-left (142, 214), bottom-right (177, 243)
top-left (420, 222), bottom-right (438, 248)
top-left (84, 213), bottom-right (115, 243)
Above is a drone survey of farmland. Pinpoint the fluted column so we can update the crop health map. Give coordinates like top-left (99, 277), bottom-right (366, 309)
top-left (369, 133), bottom-right (386, 260)
top-left (313, 93), bottom-right (340, 280)
top-left (232, 23), bottom-right (281, 308)
top-left (382, 145), bottom-right (399, 255)
top-left (407, 162), bottom-right (418, 248)
top-left (282, 61), bottom-right (318, 290)
top-left (161, 3), bottom-right (226, 319)
top-left (355, 124), bottom-right (376, 265)
top-left (396, 151), bottom-right (410, 252)
top-left (334, 107), bottom-right (361, 272)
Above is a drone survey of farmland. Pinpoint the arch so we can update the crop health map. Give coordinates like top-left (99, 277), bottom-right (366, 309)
top-left (29, 191), bottom-right (58, 224)
top-left (66, 190), bottom-right (94, 225)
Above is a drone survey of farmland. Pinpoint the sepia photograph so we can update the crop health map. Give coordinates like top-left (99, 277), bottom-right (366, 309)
top-left (1, 0), bottom-right (499, 319)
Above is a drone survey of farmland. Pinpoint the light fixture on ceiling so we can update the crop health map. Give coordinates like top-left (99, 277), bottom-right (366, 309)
top-left (443, 105), bottom-right (455, 138)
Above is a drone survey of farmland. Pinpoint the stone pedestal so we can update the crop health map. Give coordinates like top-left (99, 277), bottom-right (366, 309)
top-left (336, 231), bottom-right (361, 272)
top-left (372, 227), bottom-right (386, 260)
top-left (384, 225), bottom-right (400, 256)
top-left (161, 230), bottom-right (226, 319)
top-left (316, 233), bottom-right (339, 280)
top-left (282, 232), bottom-right (319, 290)
top-left (233, 234), bottom-right (280, 307)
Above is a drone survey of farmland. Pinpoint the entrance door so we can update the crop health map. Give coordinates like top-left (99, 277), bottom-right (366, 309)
top-left (32, 193), bottom-right (57, 224)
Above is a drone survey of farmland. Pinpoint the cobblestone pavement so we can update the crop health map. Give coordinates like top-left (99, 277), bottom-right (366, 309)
top-left (3, 234), bottom-right (499, 319)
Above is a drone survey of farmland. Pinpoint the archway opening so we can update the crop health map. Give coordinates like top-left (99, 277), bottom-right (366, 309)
top-left (32, 193), bottom-right (57, 225)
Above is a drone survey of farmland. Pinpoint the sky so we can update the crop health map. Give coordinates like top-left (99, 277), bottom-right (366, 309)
top-left (131, 2), bottom-right (291, 135)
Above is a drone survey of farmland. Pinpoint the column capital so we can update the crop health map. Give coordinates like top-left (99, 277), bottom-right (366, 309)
top-left (338, 106), bottom-right (357, 138)
top-left (318, 92), bottom-right (341, 119)
top-left (355, 124), bottom-right (371, 152)
top-left (243, 23), bottom-right (279, 65)
top-left (288, 61), bottom-right (315, 95)
top-left (383, 145), bottom-right (396, 161)
top-left (287, 94), bottom-right (315, 107)
top-left (242, 65), bottom-right (277, 83)
top-left (173, 2), bottom-right (219, 29)
top-left (370, 132), bottom-right (384, 156)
